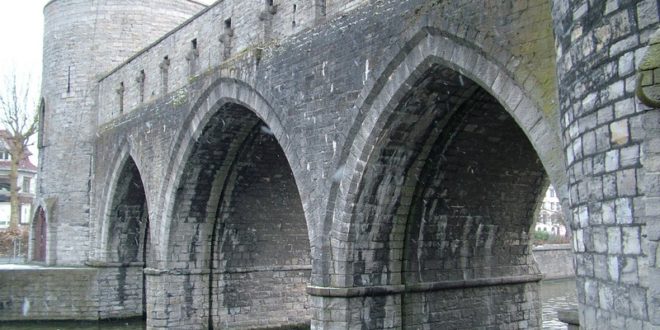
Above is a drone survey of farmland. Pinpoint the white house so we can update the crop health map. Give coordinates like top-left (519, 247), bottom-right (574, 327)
top-left (0, 130), bottom-right (37, 229)
top-left (535, 185), bottom-right (567, 237)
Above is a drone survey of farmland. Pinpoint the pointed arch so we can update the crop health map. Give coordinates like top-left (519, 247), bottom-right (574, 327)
top-left (312, 26), bottom-right (565, 329)
top-left (97, 144), bottom-right (150, 264)
top-left (151, 78), bottom-right (312, 328)
top-left (330, 30), bottom-right (566, 244)
top-left (157, 78), bottom-right (309, 265)
top-left (30, 200), bottom-right (51, 263)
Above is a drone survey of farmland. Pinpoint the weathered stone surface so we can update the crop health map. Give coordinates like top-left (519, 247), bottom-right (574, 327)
top-left (22, 0), bottom-right (660, 328)
top-left (0, 266), bottom-right (144, 321)
top-left (551, 0), bottom-right (658, 328)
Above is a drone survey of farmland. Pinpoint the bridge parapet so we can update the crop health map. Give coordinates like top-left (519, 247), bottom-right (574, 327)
top-left (96, 0), bottom-right (369, 126)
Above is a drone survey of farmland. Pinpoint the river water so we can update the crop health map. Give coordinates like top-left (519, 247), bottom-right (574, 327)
top-left (540, 278), bottom-right (579, 330)
top-left (0, 279), bottom-right (577, 330)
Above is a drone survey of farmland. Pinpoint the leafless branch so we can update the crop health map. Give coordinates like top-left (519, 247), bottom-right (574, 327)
top-left (0, 70), bottom-right (39, 229)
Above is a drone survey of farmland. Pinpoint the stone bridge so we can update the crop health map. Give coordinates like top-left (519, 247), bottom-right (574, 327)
top-left (19, 0), bottom-right (659, 328)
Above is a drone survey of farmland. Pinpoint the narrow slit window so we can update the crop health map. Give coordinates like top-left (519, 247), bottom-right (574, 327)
top-left (187, 39), bottom-right (200, 75)
top-left (160, 56), bottom-right (170, 94)
top-left (66, 66), bottom-right (71, 94)
top-left (137, 70), bottom-right (145, 103)
top-left (117, 82), bottom-right (125, 114)
top-left (38, 98), bottom-right (45, 148)
top-left (222, 18), bottom-right (233, 60)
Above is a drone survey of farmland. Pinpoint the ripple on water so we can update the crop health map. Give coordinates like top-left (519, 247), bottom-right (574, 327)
top-left (541, 278), bottom-right (578, 330)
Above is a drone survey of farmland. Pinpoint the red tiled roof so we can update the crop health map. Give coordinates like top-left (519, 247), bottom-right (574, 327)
top-left (0, 130), bottom-right (37, 172)
top-left (0, 159), bottom-right (37, 172)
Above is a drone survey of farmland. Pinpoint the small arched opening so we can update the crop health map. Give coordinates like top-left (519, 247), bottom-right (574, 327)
top-left (105, 156), bottom-right (150, 317)
top-left (32, 206), bottom-right (47, 262)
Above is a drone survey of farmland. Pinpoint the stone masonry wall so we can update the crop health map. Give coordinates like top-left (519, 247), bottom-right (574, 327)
top-left (95, 0), bottom-right (319, 125)
top-left (92, 0), bottom-right (568, 266)
top-left (95, 265), bottom-right (145, 319)
top-left (551, 0), bottom-right (658, 327)
top-left (0, 268), bottom-right (98, 320)
top-left (210, 130), bottom-right (311, 328)
top-left (39, 0), bottom-right (206, 265)
top-left (86, 0), bottom-right (571, 327)
top-left (97, 0), bottom-right (561, 145)
top-left (0, 266), bottom-right (144, 321)
top-left (403, 282), bottom-right (541, 329)
top-left (39, 0), bottom-right (660, 328)
top-left (533, 244), bottom-right (576, 279)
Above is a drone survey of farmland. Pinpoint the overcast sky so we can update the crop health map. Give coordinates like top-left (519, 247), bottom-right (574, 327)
top-left (0, 1), bottom-right (49, 163)
top-left (0, 0), bottom-right (215, 91)
top-left (0, 1), bottom-right (49, 89)
top-left (0, 1), bottom-right (215, 163)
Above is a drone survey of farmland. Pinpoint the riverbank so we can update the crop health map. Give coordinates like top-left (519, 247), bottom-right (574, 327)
top-left (533, 244), bottom-right (575, 280)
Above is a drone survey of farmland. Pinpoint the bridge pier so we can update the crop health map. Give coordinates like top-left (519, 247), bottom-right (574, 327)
top-left (309, 292), bottom-right (403, 329)
top-left (144, 269), bottom-right (209, 329)
top-left (551, 0), bottom-right (658, 327)
top-left (308, 275), bottom-right (542, 329)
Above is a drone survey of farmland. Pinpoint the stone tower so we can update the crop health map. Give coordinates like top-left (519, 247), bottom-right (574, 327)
top-left (38, 0), bottom-right (207, 265)
top-left (552, 0), bottom-right (659, 327)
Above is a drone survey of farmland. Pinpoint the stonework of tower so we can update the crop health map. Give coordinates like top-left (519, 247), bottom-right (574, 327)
top-left (39, 0), bottom-right (207, 265)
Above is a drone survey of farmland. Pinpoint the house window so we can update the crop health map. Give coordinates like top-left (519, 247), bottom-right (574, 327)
top-left (20, 204), bottom-right (30, 224)
top-left (22, 177), bottom-right (30, 194)
top-left (0, 178), bottom-right (9, 193)
top-left (0, 151), bottom-right (11, 160)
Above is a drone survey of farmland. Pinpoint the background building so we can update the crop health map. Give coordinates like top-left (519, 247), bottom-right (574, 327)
top-left (535, 185), bottom-right (568, 238)
top-left (0, 130), bottom-right (37, 230)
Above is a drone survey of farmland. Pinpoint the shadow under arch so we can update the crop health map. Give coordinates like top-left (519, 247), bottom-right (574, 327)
top-left (155, 78), bottom-right (312, 329)
top-left (104, 158), bottom-right (150, 264)
top-left (316, 27), bottom-right (565, 328)
top-left (157, 78), bottom-right (311, 265)
top-left (97, 144), bottom-right (152, 263)
top-left (94, 145), bottom-right (151, 319)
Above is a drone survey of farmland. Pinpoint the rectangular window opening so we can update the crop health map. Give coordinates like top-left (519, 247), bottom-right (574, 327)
top-left (22, 177), bottom-right (30, 194)
top-left (118, 82), bottom-right (125, 113)
top-left (138, 70), bottom-right (145, 103)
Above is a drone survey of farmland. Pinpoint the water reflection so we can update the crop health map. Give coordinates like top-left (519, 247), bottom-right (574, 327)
top-left (541, 278), bottom-right (578, 330)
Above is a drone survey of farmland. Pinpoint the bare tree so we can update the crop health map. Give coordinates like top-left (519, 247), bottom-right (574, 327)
top-left (0, 72), bottom-right (38, 230)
